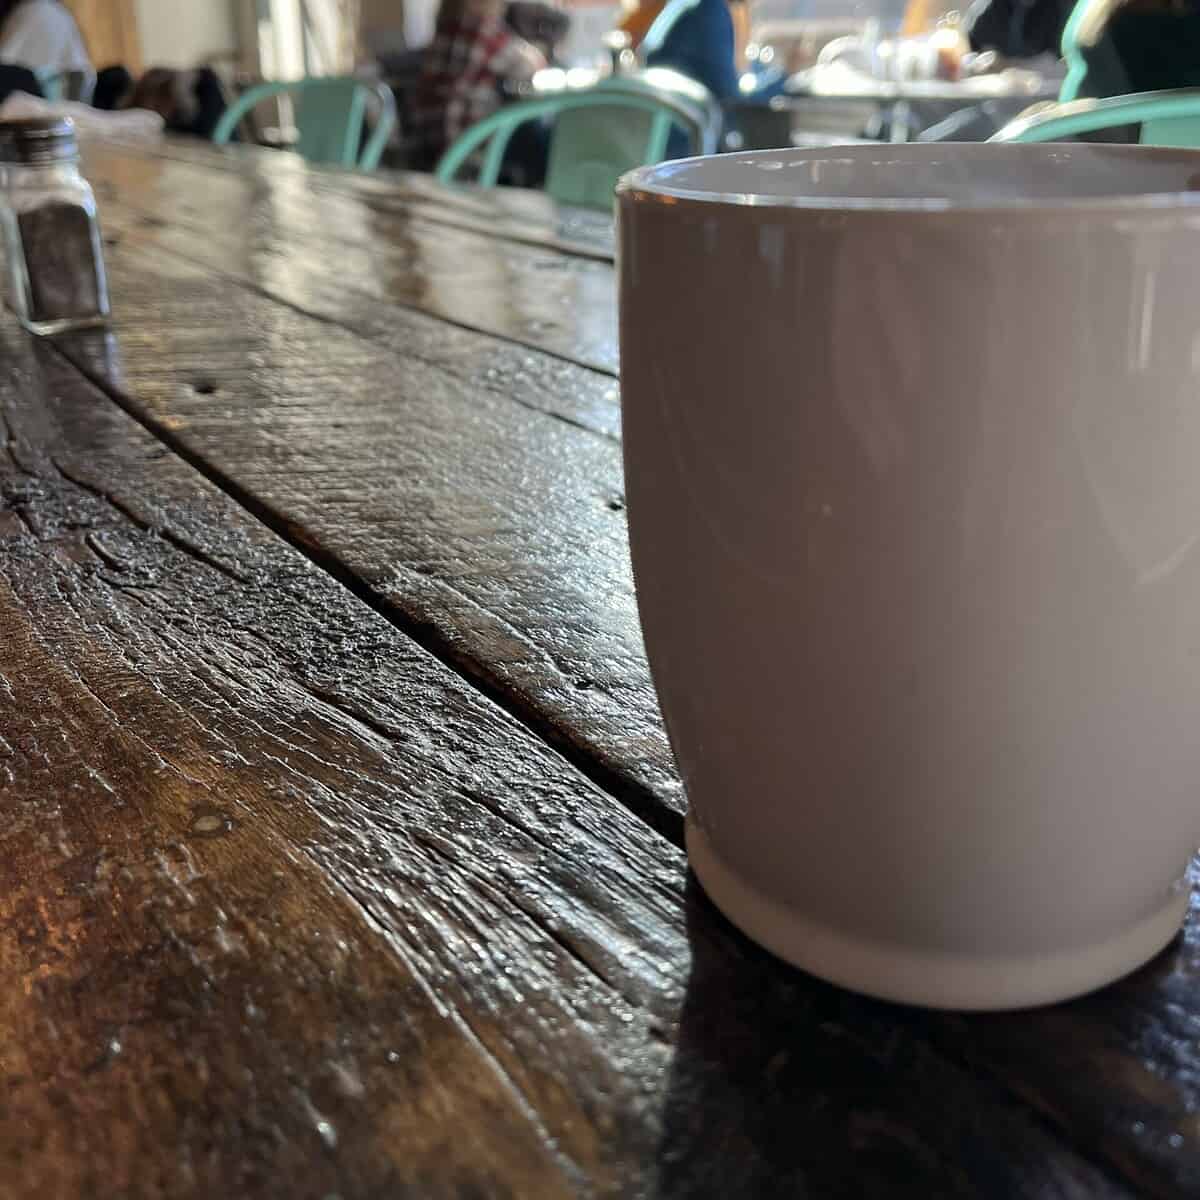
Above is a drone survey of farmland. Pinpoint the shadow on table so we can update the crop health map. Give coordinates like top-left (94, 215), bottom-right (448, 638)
top-left (652, 874), bottom-right (1120, 1199)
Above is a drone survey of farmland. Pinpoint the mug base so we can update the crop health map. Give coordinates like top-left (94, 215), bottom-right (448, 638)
top-left (686, 816), bottom-right (1188, 1010)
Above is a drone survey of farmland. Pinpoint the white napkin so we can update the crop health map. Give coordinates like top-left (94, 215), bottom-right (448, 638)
top-left (0, 92), bottom-right (164, 142)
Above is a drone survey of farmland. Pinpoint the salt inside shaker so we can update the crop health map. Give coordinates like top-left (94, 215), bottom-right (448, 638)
top-left (0, 116), bottom-right (110, 335)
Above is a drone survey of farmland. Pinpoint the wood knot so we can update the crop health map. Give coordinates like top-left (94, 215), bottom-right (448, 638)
top-left (191, 811), bottom-right (232, 837)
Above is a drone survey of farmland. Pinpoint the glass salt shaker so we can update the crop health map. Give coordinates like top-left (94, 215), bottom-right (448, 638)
top-left (0, 116), bottom-right (110, 335)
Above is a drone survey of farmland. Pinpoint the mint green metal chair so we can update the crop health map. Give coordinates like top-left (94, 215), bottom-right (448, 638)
top-left (595, 68), bottom-right (721, 153)
top-left (34, 68), bottom-right (93, 103)
top-left (434, 88), bottom-right (707, 210)
top-left (1059, 0), bottom-right (1095, 103)
top-left (212, 77), bottom-right (397, 170)
top-left (990, 89), bottom-right (1200, 147)
top-left (1059, 0), bottom-right (1200, 103)
top-left (34, 68), bottom-right (62, 100)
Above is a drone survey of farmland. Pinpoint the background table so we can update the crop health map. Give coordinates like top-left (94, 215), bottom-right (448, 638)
top-left (1, 137), bottom-right (1198, 1198)
top-left (783, 64), bottom-right (1060, 141)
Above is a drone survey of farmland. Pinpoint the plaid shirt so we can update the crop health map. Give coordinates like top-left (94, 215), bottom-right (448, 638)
top-left (410, 15), bottom-right (521, 167)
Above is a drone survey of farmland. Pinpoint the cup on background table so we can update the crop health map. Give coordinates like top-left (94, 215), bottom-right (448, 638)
top-left (618, 144), bottom-right (1200, 1009)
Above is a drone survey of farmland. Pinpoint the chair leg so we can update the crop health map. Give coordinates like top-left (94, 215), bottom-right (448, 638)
top-left (645, 111), bottom-right (674, 162)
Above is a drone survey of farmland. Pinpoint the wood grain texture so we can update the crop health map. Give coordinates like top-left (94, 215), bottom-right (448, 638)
top-left (94, 202), bottom-right (620, 442)
top-left (103, 137), bottom-right (617, 262)
top-left (59, 240), bottom-right (669, 828)
top-left (83, 144), bottom-right (619, 374)
top-left (0, 329), bottom-right (1120, 1198)
top-left (54, 145), bottom-right (1200, 1198)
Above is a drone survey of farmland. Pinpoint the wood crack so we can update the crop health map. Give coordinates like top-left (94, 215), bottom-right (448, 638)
top-left (52, 454), bottom-right (250, 585)
top-left (0, 563), bottom-right (181, 792)
top-left (157, 528), bottom-right (251, 586)
top-left (445, 1002), bottom-right (590, 1197)
top-left (49, 455), bottom-right (152, 532)
top-left (0, 407), bottom-right (38, 477)
top-left (84, 531), bottom-right (129, 573)
top-left (331, 875), bottom-right (588, 1194)
top-left (293, 680), bottom-right (400, 745)
top-left (10, 505), bottom-right (36, 540)
top-left (407, 826), bottom-right (647, 1013)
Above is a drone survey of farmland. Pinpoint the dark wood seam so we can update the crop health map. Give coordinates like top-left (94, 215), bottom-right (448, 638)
top-left (45, 339), bottom-right (679, 848)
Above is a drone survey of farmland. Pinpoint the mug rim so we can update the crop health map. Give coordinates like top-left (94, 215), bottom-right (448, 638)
top-left (617, 143), bottom-right (1200, 215)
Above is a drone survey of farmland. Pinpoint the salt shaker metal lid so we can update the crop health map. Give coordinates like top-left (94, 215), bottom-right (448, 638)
top-left (0, 117), bottom-right (79, 166)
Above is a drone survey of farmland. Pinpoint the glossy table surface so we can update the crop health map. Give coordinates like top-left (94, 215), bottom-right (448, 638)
top-left (1, 136), bottom-right (1198, 1198)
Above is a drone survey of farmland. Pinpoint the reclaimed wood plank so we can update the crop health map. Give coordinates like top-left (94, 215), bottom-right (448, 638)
top-left (60, 241), bottom-right (663, 823)
top-left (94, 201), bottom-right (620, 443)
top-left (0, 328), bottom-right (1119, 1198)
top-left (83, 143), bottom-right (619, 373)
top-left (102, 136), bottom-right (617, 262)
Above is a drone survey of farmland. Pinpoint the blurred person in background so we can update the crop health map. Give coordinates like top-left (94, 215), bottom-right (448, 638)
top-left (643, 0), bottom-right (778, 100)
top-left (965, 0), bottom-right (1074, 58)
top-left (505, 1), bottom-right (570, 64)
top-left (970, 0), bottom-right (1200, 103)
top-left (409, 0), bottom-right (546, 176)
top-left (92, 64), bottom-right (134, 111)
top-left (0, 0), bottom-right (90, 76)
top-left (362, 0), bottom-right (436, 57)
top-left (130, 66), bottom-right (228, 139)
top-left (1060, 0), bottom-right (1200, 96)
top-left (617, 0), bottom-right (669, 49)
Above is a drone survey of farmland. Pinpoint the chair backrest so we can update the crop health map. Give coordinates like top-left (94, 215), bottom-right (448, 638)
top-left (990, 88), bottom-right (1200, 147)
top-left (34, 68), bottom-right (94, 104)
top-left (33, 68), bottom-right (61, 101)
top-left (211, 77), bottom-right (397, 170)
top-left (435, 88), bottom-right (706, 211)
top-left (595, 67), bottom-right (720, 152)
top-left (1060, 0), bottom-right (1112, 102)
top-left (1060, 0), bottom-right (1200, 102)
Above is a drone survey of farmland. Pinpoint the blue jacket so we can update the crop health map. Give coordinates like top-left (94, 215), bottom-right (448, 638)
top-left (644, 0), bottom-right (783, 102)
top-left (644, 0), bottom-right (740, 99)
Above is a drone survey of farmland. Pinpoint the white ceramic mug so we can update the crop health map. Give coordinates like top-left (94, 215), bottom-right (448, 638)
top-left (618, 145), bottom-right (1200, 1009)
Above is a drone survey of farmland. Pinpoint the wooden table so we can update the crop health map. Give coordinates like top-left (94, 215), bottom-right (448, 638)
top-left (2, 137), bottom-right (1198, 1199)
